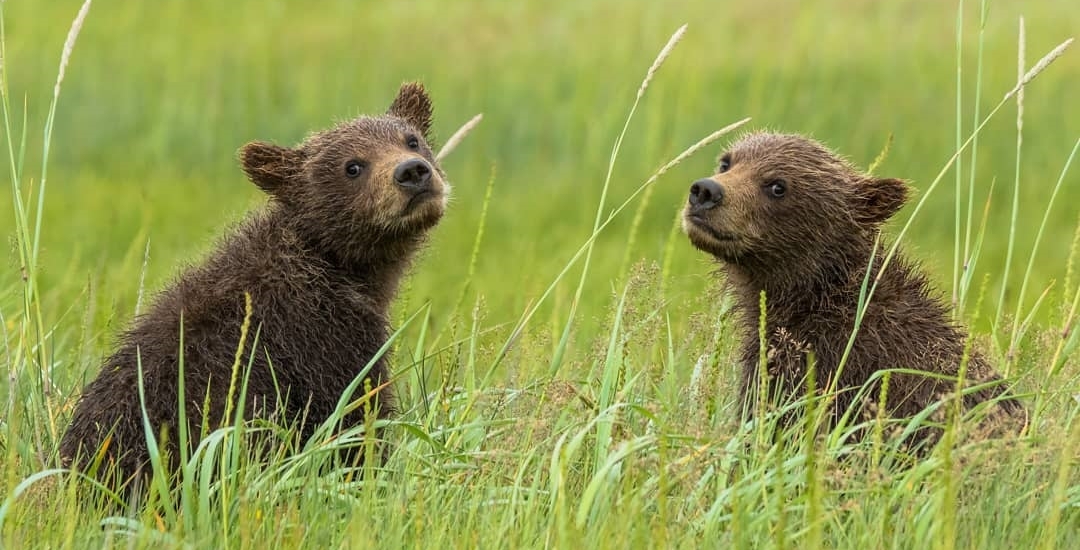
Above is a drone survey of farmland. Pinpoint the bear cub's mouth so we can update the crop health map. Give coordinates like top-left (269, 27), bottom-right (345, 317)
top-left (686, 213), bottom-right (737, 242)
top-left (404, 189), bottom-right (442, 212)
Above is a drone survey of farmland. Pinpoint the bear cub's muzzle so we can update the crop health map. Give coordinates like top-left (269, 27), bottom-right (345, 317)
top-left (688, 178), bottom-right (724, 212)
top-left (394, 158), bottom-right (434, 192)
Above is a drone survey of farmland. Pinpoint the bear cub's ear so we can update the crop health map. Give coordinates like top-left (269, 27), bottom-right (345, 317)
top-left (856, 177), bottom-right (909, 225)
top-left (387, 82), bottom-right (433, 139)
top-left (239, 141), bottom-right (303, 195)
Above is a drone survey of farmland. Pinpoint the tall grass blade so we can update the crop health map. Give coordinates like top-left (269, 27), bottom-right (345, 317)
top-left (996, 16), bottom-right (1026, 333)
top-left (1006, 138), bottom-right (1080, 369)
top-left (549, 24), bottom-right (687, 376)
top-left (492, 118), bottom-right (749, 372)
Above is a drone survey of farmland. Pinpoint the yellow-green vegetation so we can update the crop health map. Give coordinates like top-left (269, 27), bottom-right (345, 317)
top-left (2, 0), bottom-right (1079, 547)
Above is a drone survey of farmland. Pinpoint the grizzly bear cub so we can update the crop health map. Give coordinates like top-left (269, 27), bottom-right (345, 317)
top-left (683, 132), bottom-right (1024, 448)
top-left (60, 83), bottom-right (449, 487)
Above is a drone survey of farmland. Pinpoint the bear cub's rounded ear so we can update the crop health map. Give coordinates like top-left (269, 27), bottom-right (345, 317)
top-left (239, 141), bottom-right (303, 195)
top-left (856, 177), bottom-right (909, 225)
top-left (387, 82), bottom-right (433, 139)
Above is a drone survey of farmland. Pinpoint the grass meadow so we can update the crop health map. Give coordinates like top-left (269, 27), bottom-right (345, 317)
top-left (2, 0), bottom-right (1079, 547)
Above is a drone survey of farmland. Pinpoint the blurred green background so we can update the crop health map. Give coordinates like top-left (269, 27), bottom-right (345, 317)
top-left (2, 0), bottom-right (1078, 352)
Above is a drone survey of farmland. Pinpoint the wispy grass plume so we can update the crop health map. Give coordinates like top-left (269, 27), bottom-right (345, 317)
top-left (436, 113), bottom-right (483, 162)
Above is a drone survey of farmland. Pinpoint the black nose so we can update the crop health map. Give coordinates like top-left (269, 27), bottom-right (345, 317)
top-left (394, 158), bottom-right (432, 189)
top-left (689, 178), bottom-right (723, 209)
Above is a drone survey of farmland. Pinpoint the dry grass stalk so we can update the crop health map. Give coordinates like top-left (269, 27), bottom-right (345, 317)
top-left (649, 117), bottom-right (752, 185)
top-left (436, 113), bottom-right (483, 161)
top-left (1002, 36), bottom-right (1073, 102)
top-left (54, 0), bottom-right (92, 99)
top-left (1016, 17), bottom-right (1026, 132)
top-left (637, 24), bottom-right (688, 100)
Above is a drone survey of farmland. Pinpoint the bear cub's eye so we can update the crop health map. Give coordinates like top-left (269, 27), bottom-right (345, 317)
top-left (718, 154), bottom-right (732, 173)
top-left (406, 135), bottom-right (420, 150)
top-left (766, 179), bottom-right (787, 199)
top-left (345, 160), bottom-right (366, 178)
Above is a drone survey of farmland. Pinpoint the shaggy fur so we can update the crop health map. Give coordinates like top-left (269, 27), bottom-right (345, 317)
top-left (59, 83), bottom-right (450, 488)
top-left (683, 132), bottom-right (1025, 447)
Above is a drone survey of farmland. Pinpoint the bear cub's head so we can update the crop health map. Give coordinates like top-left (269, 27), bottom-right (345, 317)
top-left (683, 132), bottom-right (908, 267)
top-left (239, 83), bottom-right (448, 262)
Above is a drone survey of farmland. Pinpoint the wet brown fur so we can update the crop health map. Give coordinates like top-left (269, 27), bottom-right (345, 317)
top-left (683, 132), bottom-right (1025, 447)
top-left (59, 83), bottom-right (449, 488)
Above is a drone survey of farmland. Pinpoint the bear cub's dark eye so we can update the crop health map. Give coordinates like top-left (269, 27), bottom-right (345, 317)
top-left (766, 179), bottom-right (787, 198)
top-left (345, 160), bottom-right (366, 178)
top-left (406, 135), bottom-right (420, 150)
top-left (718, 154), bottom-right (732, 173)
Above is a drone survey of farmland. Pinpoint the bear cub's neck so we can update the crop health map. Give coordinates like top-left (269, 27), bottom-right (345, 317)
top-left (724, 236), bottom-right (928, 333)
top-left (232, 205), bottom-right (425, 314)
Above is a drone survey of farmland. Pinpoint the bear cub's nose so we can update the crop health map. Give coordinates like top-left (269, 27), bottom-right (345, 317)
top-left (394, 158), bottom-right (433, 190)
top-left (689, 178), bottom-right (724, 209)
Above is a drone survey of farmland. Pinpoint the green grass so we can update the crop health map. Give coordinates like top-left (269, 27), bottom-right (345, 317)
top-left (2, 0), bottom-right (1080, 547)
